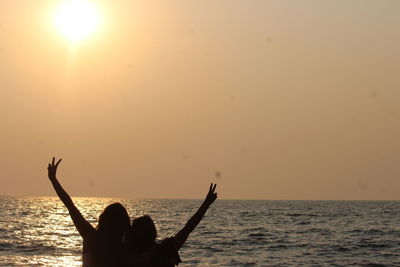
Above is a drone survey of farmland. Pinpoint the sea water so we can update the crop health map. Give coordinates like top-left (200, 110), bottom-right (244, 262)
top-left (1, 197), bottom-right (400, 266)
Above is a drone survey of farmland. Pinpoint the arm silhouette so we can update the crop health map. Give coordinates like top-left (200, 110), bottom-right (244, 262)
top-left (47, 157), bottom-right (95, 239)
top-left (174, 183), bottom-right (217, 250)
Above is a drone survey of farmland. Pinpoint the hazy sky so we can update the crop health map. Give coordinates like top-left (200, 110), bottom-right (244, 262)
top-left (1, 0), bottom-right (399, 200)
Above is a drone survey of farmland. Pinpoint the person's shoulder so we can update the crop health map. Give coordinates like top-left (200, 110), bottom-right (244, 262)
top-left (158, 237), bottom-right (178, 249)
top-left (154, 237), bottom-right (181, 266)
top-left (84, 229), bottom-right (102, 241)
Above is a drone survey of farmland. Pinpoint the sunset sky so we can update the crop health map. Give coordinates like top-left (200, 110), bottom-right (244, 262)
top-left (1, 0), bottom-right (399, 200)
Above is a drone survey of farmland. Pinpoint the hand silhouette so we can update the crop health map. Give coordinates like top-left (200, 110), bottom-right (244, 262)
top-left (48, 157), bottom-right (62, 180)
top-left (204, 183), bottom-right (217, 206)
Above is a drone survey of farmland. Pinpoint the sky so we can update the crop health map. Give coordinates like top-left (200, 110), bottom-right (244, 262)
top-left (0, 0), bottom-right (399, 200)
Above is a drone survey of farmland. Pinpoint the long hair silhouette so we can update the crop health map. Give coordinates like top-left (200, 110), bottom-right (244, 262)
top-left (97, 202), bottom-right (130, 236)
top-left (129, 215), bottom-right (157, 252)
top-left (47, 157), bottom-right (130, 267)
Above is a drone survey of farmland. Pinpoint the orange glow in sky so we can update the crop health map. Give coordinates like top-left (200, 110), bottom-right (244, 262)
top-left (1, 1), bottom-right (400, 200)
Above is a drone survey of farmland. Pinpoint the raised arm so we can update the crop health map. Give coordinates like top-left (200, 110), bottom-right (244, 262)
top-left (174, 183), bottom-right (218, 250)
top-left (47, 157), bottom-right (95, 239)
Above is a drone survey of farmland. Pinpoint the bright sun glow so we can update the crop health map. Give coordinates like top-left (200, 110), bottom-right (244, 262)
top-left (54, 0), bottom-right (100, 44)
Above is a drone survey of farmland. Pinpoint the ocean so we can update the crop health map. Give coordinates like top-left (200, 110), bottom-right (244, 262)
top-left (0, 197), bottom-right (400, 266)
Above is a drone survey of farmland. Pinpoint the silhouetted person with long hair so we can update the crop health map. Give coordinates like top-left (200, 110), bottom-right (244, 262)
top-left (125, 183), bottom-right (218, 267)
top-left (47, 157), bottom-right (130, 267)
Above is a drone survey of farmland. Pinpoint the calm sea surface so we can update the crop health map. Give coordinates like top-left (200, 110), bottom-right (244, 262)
top-left (1, 197), bottom-right (400, 266)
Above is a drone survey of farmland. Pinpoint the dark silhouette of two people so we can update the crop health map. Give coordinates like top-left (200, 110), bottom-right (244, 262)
top-left (47, 157), bottom-right (218, 267)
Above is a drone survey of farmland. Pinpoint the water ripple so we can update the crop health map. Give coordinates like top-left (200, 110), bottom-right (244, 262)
top-left (1, 198), bottom-right (400, 266)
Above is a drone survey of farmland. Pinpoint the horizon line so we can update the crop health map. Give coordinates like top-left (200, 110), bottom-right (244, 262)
top-left (1, 195), bottom-right (400, 202)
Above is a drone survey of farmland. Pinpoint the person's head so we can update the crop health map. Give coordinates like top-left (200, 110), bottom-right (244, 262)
top-left (96, 202), bottom-right (130, 239)
top-left (128, 215), bottom-right (157, 251)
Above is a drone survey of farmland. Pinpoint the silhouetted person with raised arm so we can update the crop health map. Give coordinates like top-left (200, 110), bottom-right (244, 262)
top-left (47, 157), bottom-right (131, 267)
top-left (125, 183), bottom-right (218, 267)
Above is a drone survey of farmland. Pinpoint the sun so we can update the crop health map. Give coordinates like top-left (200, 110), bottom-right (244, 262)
top-left (54, 0), bottom-right (101, 44)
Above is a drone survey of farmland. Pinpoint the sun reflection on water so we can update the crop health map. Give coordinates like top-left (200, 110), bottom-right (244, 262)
top-left (0, 197), bottom-right (209, 266)
top-left (0, 255), bottom-right (81, 266)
